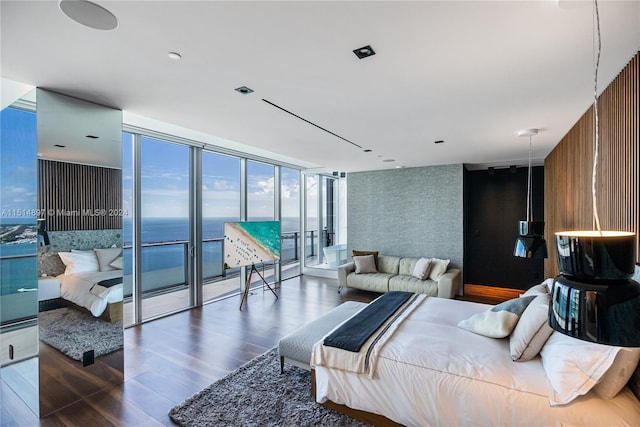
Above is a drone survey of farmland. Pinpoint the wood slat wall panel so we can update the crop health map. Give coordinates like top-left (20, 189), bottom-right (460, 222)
top-left (38, 159), bottom-right (122, 231)
top-left (545, 52), bottom-right (639, 278)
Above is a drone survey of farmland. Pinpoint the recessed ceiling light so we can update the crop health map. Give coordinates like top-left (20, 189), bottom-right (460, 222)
top-left (86, 135), bottom-right (98, 139)
top-left (363, 149), bottom-right (372, 153)
top-left (382, 159), bottom-right (395, 163)
top-left (168, 52), bottom-right (182, 60)
top-left (59, 0), bottom-right (118, 31)
top-left (54, 144), bottom-right (66, 148)
top-left (353, 45), bottom-right (376, 59)
top-left (235, 86), bottom-right (254, 95)
top-left (434, 140), bottom-right (444, 144)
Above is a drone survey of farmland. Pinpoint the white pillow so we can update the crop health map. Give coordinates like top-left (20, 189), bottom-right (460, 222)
top-left (412, 257), bottom-right (432, 280)
top-left (428, 258), bottom-right (450, 280)
top-left (522, 278), bottom-right (554, 297)
top-left (457, 296), bottom-right (535, 338)
top-left (58, 250), bottom-right (100, 275)
top-left (353, 255), bottom-right (377, 274)
top-left (540, 332), bottom-right (621, 405)
top-left (510, 293), bottom-right (554, 361)
top-left (109, 256), bottom-right (123, 270)
top-left (94, 247), bottom-right (122, 271)
top-left (592, 347), bottom-right (640, 399)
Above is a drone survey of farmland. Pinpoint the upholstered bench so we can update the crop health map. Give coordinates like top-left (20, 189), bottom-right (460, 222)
top-left (278, 301), bottom-right (367, 373)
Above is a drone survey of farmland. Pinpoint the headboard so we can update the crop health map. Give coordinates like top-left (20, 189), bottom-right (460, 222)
top-left (38, 229), bottom-right (121, 276)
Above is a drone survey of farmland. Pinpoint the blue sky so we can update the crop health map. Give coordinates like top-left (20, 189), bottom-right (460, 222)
top-left (0, 107), bottom-right (37, 221)
top-left (122, 133), bottom-right (301, 219)
top-left (1, 109), bottom-right (301, 225)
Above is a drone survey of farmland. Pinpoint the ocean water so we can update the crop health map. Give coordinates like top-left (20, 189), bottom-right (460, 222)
top-left (119, 217), bottom-right (302, 295)
top-left (0, 220), bottom-right (37, 296)
top-left (0, 217), bottom-right (303, 299)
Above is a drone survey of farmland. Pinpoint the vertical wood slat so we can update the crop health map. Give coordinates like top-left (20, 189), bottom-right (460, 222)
top-left (544, 52), bottom-right (640, 278)
top-left (37, 159), bottom-right (122, 231)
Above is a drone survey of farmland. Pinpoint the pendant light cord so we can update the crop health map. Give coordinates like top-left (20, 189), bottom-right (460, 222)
top-left (527, 134), bottom-right (532, 222)
top-left (592, 0), bottom-right (602, 233)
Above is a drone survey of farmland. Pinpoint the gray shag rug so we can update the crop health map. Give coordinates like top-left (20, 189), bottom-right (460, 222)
top-left (169, 348), bottom-right (369, 427)
top-left (39, 307), bottom-right (123, 361)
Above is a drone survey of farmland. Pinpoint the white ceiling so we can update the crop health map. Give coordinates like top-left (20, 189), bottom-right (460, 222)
top-left (1, 1), bottom-right (638, 173)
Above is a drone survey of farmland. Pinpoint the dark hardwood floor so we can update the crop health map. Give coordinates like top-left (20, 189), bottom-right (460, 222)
top-left (1, 276), bottom-right (378, 426)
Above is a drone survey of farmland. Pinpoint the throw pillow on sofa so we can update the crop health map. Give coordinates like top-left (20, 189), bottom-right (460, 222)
top-left (428, 258), bottom-right (450, 280)
top-left (412, 257), bottom-right (432, 280)
top-left (352, 250), bottom-right (379, 268)
top-left (353, 255), bottom-right (378, 274)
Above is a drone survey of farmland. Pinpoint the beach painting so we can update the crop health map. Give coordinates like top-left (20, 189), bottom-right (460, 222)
top-left (223, 221), bottom-right (281, 268)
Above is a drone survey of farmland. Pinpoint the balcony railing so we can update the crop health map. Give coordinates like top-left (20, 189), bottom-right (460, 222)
top-left (122, 230), bottom-right (311, 298)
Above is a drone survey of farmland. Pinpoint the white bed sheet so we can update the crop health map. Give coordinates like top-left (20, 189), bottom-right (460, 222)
top-left (313, 297), bottom-right (640, 427)
top-left (57, 270), bottom-right (123, 317)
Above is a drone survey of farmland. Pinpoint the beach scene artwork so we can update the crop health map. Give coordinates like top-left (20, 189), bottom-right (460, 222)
top-left (224, 221), bottom-right (281, 268)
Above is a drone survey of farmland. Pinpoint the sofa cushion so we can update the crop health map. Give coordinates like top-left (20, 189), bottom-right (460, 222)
top-left (353, 255), bottom-right (377, 274)
top-left (388, 275), bottom-right (438, 296)
top-left (398, 257), bottom-right (417, 276)
top-left (377, 256), bottom-right (400, 275)
top-left (347, 272), bottom-right (393, 293)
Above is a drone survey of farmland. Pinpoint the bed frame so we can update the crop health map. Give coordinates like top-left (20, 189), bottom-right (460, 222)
top-left (311, 369), bottom-right (403, 427)
top-left (63, 300), bottom-right (123, 323)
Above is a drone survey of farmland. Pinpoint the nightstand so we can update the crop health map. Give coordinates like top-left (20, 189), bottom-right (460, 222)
top-left (38, 277), bottom-right (60, 301)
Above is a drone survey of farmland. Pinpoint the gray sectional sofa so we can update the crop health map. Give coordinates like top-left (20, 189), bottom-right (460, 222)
top-left (337, 255), bottom-right (461, 298)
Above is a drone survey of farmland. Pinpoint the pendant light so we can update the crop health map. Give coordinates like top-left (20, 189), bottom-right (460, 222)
top-left (514, 129), bottom-right (548, 259)
top-left (548, 0), bottom-right (639, 346)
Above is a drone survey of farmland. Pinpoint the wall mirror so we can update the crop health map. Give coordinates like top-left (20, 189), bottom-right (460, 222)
top-left (0, 87), bottom-right (39, 416)
top-left (36, 88), bottom-right (123, 417)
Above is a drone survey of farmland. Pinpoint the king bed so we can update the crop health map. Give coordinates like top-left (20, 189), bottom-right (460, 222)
top-left (58, 270), bottom-right (123, 319)
top-left (54, 248), bottom-right (124, 322)
top-left (311, 291), bottom-right (640, 426)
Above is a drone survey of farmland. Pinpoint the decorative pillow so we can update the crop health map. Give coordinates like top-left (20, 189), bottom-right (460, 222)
top-left (592, 347), bottom-right (640, 399)
top-left (94, 247), bottom-right (122, 272)
top-left (109, 256), bottom-right (124, 270)
top-left (510, 293), bottom-right (554, 361)
top-left (352, 250), bottom-right (379, 268)
top-left (412, 257), bottom-right (432, 280)
top-left (353, 254), bottom-right (378, 274)
top-left (457, 295), bottom-right (535, 338)
top-left (428, 258), bottom-right (450, 280)
top-left (540, 332), bottom-right (621, 405)
top-left (58, 250), bottom-right (100, 275)
top-left (522, 278), bottom-right (554, 297)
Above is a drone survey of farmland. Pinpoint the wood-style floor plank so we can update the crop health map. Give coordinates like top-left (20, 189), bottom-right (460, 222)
top-left (1, 275), bottom-right (378, 426)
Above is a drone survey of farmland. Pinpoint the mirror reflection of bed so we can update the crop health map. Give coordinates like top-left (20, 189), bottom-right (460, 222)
top-left (35, 88), bottom-right (124, 417)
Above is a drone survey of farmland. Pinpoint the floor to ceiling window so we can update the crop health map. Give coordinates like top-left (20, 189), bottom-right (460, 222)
top-left (201, 151), bottom-right (241, 302)
top-left (121, 127), bottom-right (310, 325)
top-left (281, 167), bottom-right (301, 280)
top-left (246, 161), bottom-right (276, 284)
top-left (138, 136), bottom-right (191, 321)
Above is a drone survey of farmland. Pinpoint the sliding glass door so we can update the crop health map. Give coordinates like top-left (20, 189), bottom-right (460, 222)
top-left (122, 128), bottom-right (305, 325)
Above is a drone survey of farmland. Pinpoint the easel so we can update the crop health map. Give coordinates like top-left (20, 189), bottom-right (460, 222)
top-left (239, 263), bottom-right (279, 310)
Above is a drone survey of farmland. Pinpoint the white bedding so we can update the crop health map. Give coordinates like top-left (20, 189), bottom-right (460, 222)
top-left (313, 297), bottom-right (640, 427)
top-left (58, 270), bottom-right (123, 317)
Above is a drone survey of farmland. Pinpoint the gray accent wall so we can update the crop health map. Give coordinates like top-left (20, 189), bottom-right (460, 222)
top-left (347, 164), bottom-right (464, 271)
